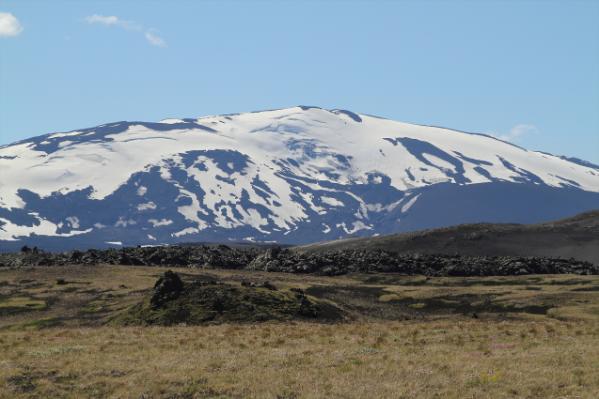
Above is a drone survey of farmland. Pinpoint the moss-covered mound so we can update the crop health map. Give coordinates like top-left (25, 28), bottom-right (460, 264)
top-left (113, 271), bottom-right (343, 325)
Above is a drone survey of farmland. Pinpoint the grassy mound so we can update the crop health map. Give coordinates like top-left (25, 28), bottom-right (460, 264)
top-left (112, 271), bottom-right (343, 325)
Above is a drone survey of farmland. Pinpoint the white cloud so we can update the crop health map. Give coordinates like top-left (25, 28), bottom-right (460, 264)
top-left (85, 14), bottom-right (120, 26)
top-left (145, 31), bottom-right (166, 47)
top-left (85, 14), bottom-right (142, 31)
top-left (85, 14), bottom-right (165, 47)
top-left (0, 12), bottom-right (23, 37)
top-left (493, 124), bottom-right (539, 143)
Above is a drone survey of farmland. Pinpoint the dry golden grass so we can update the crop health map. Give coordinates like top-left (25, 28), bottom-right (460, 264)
top-left (1, 265), bottom-right (599, 398)
top-left (1, 320), bottom-right (598, 398)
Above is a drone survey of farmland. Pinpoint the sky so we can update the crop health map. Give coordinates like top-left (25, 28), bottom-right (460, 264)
top-left (1, 0), bottom-right (598, 163)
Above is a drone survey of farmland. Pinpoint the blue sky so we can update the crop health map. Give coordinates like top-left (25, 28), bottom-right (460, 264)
top-left (1, 0), bottom-right (598, 163)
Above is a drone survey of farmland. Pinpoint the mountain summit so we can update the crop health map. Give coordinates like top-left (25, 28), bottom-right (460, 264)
top-left (1, 106), bottom-right (598, 250)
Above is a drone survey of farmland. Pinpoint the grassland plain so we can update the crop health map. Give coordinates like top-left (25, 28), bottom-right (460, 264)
top-left (1, 265), bottom-right (598, 398)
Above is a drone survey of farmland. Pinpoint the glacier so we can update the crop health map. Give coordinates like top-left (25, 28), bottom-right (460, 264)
top-left (1, 106), bottom-right (598, 251)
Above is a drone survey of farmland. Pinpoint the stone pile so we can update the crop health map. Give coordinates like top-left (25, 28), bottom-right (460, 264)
top-left (0, 245), bottom-right (260, 268)
top-left (247, 249), bottom-right (599, 276)
top-left (1, 245), bottom-right (597, 276)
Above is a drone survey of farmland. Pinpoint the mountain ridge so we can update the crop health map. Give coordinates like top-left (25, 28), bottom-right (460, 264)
top-left (1, 106), bottom-right (598, 251)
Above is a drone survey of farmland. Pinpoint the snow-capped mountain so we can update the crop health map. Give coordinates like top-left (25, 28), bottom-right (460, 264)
top-left (1, 106), bottom-right (598, 251)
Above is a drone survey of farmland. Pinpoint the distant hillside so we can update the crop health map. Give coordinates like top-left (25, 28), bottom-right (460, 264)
top-left (295, 210), bottom-right (599, 264)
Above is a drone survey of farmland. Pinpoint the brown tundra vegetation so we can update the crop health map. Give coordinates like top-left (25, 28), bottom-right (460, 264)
top-left (1, 265), bottom-right (598, 398)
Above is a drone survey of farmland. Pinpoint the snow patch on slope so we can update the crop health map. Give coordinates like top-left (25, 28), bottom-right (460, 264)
top-left (1, 106), bottom-right (598, 244)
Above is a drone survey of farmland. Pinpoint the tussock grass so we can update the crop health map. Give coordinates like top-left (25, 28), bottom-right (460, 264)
top-left (0, 320), bottom-right (598, 398)
top-left (0, 265), bottom-right (598, 397)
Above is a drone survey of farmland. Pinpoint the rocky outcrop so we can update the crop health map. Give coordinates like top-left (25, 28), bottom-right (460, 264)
top-left (151, 270), bottom-right (184, 308)
top-left (247, 249), bottom-right (598, 276)
top-left (0, 245), bottom-right (261, 268)
top-left (113, 272), bottom-right (343, 325)
top-left (1, 245), bottom-right (597, 276)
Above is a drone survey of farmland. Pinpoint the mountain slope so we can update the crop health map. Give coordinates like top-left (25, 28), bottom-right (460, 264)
top-left (1, 106), bottom-right (598, 251)
top-left (296, 211), bottom-right (599, 264)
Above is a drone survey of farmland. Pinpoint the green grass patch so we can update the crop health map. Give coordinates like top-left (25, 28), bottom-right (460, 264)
top-left (378, 293), bottom-right (402, 302)
top-left (0, 296), bottom-right (47, 315)
top-left (19, 317), bottom-right (64, 330)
